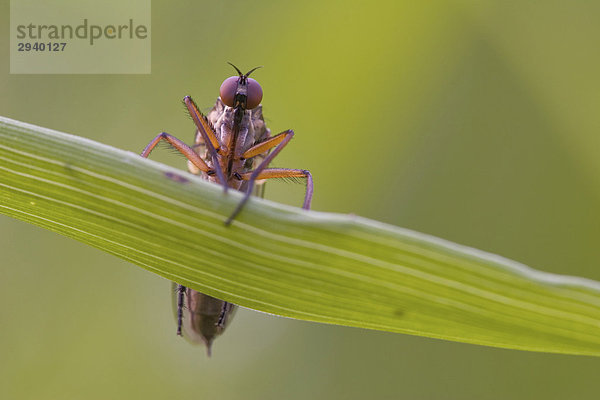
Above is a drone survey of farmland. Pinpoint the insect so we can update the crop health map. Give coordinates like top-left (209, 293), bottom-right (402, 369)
top-left (140, 63), bottom-right (314, 355)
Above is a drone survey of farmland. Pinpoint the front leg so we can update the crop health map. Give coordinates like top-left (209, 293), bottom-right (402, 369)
top-left (183, 96), bottom-right (228, 191)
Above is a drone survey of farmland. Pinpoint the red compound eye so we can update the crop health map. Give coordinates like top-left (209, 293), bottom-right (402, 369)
top-left (219, 76), bottom-right (238, 107)
top-left (245, 78), bottom-right (263, 109)
top-left (219, 76), bottom-right (263, 109)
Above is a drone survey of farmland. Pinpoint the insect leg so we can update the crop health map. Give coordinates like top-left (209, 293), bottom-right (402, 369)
top-left (226, 130), bottom-right (296, 224)
top-left (240, 168), bottom-right (313, 209)
top-left (227, 166), bottom-right (313, 225)
top-left (183, 96), bottom-right (228, 191)
top-left (239, 130), bottom-right (291, 159)
top-left (176, 284), bottom-right (186, 336)
top-left (140, 132), bottom-right (211, 174)
top-left (217, 302), bottom-right (230, 328)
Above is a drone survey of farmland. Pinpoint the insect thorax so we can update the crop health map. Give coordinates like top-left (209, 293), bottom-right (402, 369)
top-left (189, 98), bottom-right (270, 189)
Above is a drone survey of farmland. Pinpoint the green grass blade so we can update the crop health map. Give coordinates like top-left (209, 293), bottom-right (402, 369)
top-left (2, 115), bottom-right (600, 356)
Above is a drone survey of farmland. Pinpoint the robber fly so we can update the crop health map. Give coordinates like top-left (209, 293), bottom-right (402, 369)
top-left (140, 64), bottom-right (313, 355)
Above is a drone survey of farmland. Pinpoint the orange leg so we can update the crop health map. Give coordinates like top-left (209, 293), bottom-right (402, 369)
top-left (239, 168), bottom-right (313, 209)
top-left (140, 132), bottom-right (212, 174)
top-left (226, 129), bottom-right (312, 224)
top-left (240, 130), bottom-right (292, 159)
top-left (183, 96), bottom-right (228, 189)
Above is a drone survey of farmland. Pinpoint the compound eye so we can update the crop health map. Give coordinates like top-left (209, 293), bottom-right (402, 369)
top-left (219, 76), bottom-right (238, 107)
top-left (245, 78), bottom-right (263, 109)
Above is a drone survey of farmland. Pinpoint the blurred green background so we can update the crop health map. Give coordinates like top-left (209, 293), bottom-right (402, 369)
top-left (2, 1), bottom-right (600, 399)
